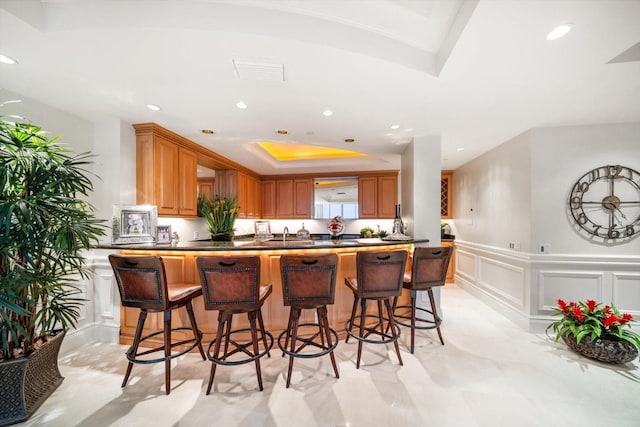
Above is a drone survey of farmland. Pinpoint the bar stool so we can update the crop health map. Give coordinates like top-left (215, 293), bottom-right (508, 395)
top-left (279, 254), bottom-right (339, 388)
top-left (392, 246), bottom-right (453, 353)
top-left (196, 255), bottom-right (274, 393)
top-left (108, 254), bottom-right (206, 395)
top-left (344, 250), bottom-right (408, 368)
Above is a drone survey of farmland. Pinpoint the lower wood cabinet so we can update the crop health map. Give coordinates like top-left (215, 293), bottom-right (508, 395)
top-left (441, 240), bottom-right (456, 283)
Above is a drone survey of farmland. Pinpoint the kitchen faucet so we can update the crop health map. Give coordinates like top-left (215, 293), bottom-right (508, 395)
top-left (283, 226), bottom-right (289, 243)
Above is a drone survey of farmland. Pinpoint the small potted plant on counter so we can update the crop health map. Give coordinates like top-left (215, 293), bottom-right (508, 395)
top-left (547, 299), bottom-right (640, 364)
top-left (200, 196), bottom-right (239, 241)
top-left (360, 227), bottom-right (375, 238)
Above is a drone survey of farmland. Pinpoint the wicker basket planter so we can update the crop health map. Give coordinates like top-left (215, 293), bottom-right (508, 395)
top-left (0, 332), bottom-right (66, 426)
top-left (562, 334), bottom-right (638, 364)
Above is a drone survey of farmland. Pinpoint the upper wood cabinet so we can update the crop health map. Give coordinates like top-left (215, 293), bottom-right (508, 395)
top-left (441, 170), bottom-right (453, 219)
top-left (262, 178), bottom-right (313, 219)
top-left (136, 134), bottom-right (198, 217)
top-left (213, 170), bottom-right (261, 218)
top-left (358, 173), bottom-right (398, 219)
top-left (197, 178), bottom-right (215, 201)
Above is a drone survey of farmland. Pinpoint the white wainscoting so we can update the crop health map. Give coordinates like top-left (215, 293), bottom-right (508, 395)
top-left (453, 241), bottom-right (640, 334)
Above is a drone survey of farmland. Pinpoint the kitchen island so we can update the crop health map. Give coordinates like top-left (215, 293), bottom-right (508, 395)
top-left (100, 238), bottom-right (428, 347)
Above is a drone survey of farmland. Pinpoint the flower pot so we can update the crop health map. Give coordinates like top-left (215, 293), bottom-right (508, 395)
top-left (0, 332), bottom-right (66, 426)
top-left (561, 334), bottom-right (638, 364)
top-left (211, 233), bottom-right (234, 241)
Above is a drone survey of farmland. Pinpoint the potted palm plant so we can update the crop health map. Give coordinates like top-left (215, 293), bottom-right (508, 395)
top-left (198, 195), bottom-right (239, 241)
top-left (0, 118), bottom-right (105, 425)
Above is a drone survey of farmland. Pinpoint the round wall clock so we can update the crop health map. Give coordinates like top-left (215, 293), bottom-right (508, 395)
top-left (569, 164), bottom-right (640, 240)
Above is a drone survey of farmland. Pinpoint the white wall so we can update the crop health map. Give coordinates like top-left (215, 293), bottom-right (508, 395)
top-left (453, 122), bottom-right (640, 332)
top-left (454, 130), bottom-right (532, 252)
top-left (530, 123), bottom-right (640, 255)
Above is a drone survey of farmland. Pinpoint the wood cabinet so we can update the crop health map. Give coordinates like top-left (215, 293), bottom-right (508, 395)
top-left (213, 170), bottom-right (261, 218)
top-left (358, 173), bottom-right (398, 219)
top-left (262, 178), bottom-right (313, 219)
top-left (136, 134), bottom-right (198, 217)
top-left (441, 240), bottom-right (456, 283)
top-left (197, 178), bottom-right (215, 201)
top-left (261, 179), bottom-right (277, 218)
top-left (441, 170), bottom-right (453, 219)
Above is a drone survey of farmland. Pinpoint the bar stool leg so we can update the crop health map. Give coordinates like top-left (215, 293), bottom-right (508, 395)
top-left (207, 311), bottom-right (227, 395)
top-left (345, 295), bottom-right (359, 344)
top-left (286, 308), bottom-right (302, 388)
top-left (385, 299), bottom-right (403, 366)
top-left (222, 313), bottom-right (233, 359)
top-left (319, 306), bottom-right (339, 378)
top-left (317, 308), bottom-right (326, 347)
top-left (257, 308), bottom-right (271, 357)
top-left (123, 310), bottom-right (148, 388)
top-left (283, 309), bottom-right (294, 357)
top-left (356, 298), bottom-right (368, 369)
top-left (186, 301), bottom-right (205, 360)
top-left (163, 310), bottom-right (172, 394)
top-left (411, 293), bottom-right (417, 354)
top-left (248, 310), bottom-right (264, 391)
top-left (428, 288), bottom-right (445, 345)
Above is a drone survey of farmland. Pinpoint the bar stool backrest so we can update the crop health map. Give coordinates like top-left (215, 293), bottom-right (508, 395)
top-left (280, 254), bottom-right (338, 306)
top-left (356, 250), bottom-right (408, 298)
top-left (197, 255), bottom-right (261, 311)
top-left (109, 254), bottom-right (169, 311)
top-left (410, 246), bottom-right (453, 290)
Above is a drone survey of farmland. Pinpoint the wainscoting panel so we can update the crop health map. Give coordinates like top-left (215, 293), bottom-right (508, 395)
top-left (612, 272), bottom-right (640, 315)
top-left (455, 249), bottom-right (477, 283)
top-left (537, 270), bottom-right (604, 311)
top-left (478, 257), bottom-right (526, 308)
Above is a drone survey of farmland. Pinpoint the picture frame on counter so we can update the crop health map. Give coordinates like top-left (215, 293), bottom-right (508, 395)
top-left (112, 204), bottom-right (158, 245)
top-left (156, 225), bottom-right (172, 244)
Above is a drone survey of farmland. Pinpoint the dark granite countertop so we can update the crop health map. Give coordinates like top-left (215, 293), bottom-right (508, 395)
top-left (96, 237), bottom-right (429, 251)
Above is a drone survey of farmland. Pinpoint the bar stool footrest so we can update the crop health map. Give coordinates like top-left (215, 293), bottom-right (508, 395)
top-left (207, 327), bottom-right (274, 366)
top-left (126, 327), bottom-right (203, 365)
top-left (344, 315), bottom-right (401, 345)
top-left (393, 305), bottom-right (442, 330)
top-left (277, 323), bottom-right (339, 359)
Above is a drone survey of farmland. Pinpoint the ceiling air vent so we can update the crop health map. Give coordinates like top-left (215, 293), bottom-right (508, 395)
top-left (232, 58), bottom-right (285, 82)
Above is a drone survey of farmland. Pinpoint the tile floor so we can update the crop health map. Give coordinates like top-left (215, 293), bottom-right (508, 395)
top-left (18, 284), bottom-right (640, 427)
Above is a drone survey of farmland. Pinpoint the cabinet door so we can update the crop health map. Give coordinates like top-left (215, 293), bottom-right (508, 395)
top-left (358, 176), bottom-right (378, 218)
top-left (441, 241), bottom-right (455, 283)
top-left (276, 179), bottom-right (294, 218)
top-left (178, 147), bottom-right (198, 217)
top-left (377, 175), bottom-right (398, 219)
top-left (293, 178), bottom-right (312, 218)
top-left (154, 137), bottom-right (180, 216)
top-left (236, 172), bottom-right (249, 218)
top-left (261, 180), bottom-right (276, 218)
top-left (197, 178), bottom-right (215, 200)
top-left (251, 176), bottom-right (261, 218)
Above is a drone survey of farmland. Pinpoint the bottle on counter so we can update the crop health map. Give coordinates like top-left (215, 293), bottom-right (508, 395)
top-left (392, 204), bottom-right (405, 235)
top-left (296, 223), bottom-right (310, 240)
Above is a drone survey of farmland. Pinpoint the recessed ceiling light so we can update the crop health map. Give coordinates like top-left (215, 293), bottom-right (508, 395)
top-left (323, 110), bottom-right (333, 116)
top-left (276, 129), bottom-right (288, 135)
top-left (236, 101), bottom-right (247, 109)
top-left (344, 138), bottom-right (355, 143)
top-left (390, 124), bottom-right (400, 130)
top-left (146, 104), bottom-right (161, 111)
top-left (201, 129), bottom-right (215, 134)
top-left (457, 147), bottom-right (465, 152)
top-left (0, 53), bottom-right (18, 65)
top-left (546, 24), bottom-right (572, 40)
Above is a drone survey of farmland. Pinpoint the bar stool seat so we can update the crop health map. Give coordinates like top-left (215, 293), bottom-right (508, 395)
top-left (108, 254), bottom-right (206, 395)
top-left (279, 254), bottom-right (339, 388)
top-left (344, 250), bottom-right (408, 368)
top-left (197, 255), bottom-right (274, 393)
top-left (392, 246), bottom-right (453, 353)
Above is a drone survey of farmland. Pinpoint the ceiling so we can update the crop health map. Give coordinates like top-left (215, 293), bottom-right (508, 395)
top-left (1, 0), bottom-right (639, 175)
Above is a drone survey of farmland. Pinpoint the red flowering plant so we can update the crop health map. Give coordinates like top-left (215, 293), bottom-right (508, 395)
top-left (546, 299), bottom-right (640, 349)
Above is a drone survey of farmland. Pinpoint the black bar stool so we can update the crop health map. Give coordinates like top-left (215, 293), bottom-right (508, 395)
top-left (108, 254), bottom-right (206, 395)
top-left (344, 250), bottom-right (408, 368)
top-left (392, 246), bottom-right (453, 353)
top-left (197, 255), bottom-right (274, 393)
top-left (279, 254), bottom-right (340, 388)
